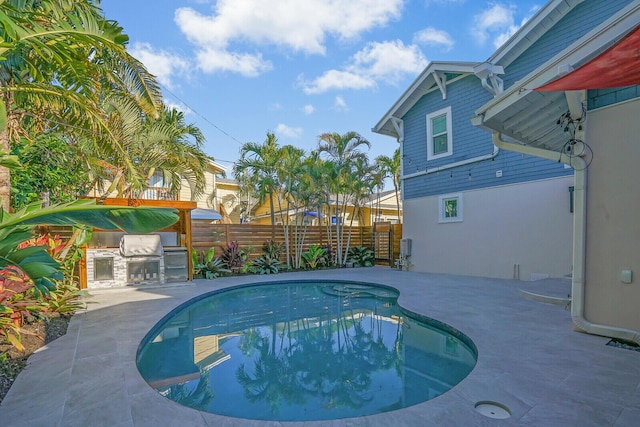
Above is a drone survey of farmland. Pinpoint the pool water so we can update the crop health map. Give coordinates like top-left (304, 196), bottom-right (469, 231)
top-left (137, 281), bottom-right (477, 421)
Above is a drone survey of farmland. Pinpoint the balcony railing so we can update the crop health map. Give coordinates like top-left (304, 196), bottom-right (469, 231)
top-left (140, 187), bottom-right (178, 201)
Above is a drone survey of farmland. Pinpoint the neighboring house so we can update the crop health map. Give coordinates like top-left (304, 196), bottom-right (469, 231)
top-left (474, 2), bottom-right (640, 341)
top-left (248, 190), bottom-right (402, 226)
top-left (373, 0), bottom-right (632, 281)
top-left (88, 160), bottom-right (243, 223)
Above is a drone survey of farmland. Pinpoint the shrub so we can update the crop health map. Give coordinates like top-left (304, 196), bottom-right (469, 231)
top-left (301, 244), bottom-right (327, 270)
top-left (220, 241), bottom-right (247, 273)
top-left (262, 239), bottom-right (285, 260)
top-left (250, 256), bottom-right (281, 275)
top-left (347, 246), bottom-right (375, 267)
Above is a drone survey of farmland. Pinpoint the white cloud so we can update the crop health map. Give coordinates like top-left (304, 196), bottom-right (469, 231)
top-left (300, 40), bottom-right (428, 94)
top-left (413, 27), bottom-right (454, 52)
top-left (276, 123), bottom-right (303, 138)
top-left (302, 104), bottom-right (315, 115)
top-left (129, 42), bottom-right (189, 90)
top-left (471, 3), bottom-right (534, 49)
top-left (334, 96), bottom-right (348, 112)
top-left (174, 0), bottom-right (403, 75)
top-left (194, 47), bottom-right (272, 77)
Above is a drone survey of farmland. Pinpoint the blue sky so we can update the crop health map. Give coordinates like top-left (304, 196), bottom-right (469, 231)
top-left (100, 0), bottom-right (541, 175)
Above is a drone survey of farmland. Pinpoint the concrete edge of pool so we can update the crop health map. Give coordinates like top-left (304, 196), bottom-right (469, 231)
top-left (1, 267), bottom-right (639, 426)
top-left (135, 280), bottom-right (479, 421)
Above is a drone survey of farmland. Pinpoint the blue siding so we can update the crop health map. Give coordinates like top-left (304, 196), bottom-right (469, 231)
top-left (588, 86), bottom-right (640, 110)
top-left (401, 0), bottom-right (635, 201)
top-left (402, 76), bottom-right (572, 200)
top-left (503, 0), bottom-right (634, 89)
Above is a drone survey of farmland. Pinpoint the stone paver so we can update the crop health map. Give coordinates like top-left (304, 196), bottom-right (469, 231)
top-left (1, 268), bottom-right (639, 426)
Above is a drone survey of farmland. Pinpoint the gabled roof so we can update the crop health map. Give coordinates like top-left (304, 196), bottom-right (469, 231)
top-left (473, 2), bottom-right (640, 153)
top-left (372, 62), bottom-right (480, 138)
top-left (372, 0), bottom-right (586, 141)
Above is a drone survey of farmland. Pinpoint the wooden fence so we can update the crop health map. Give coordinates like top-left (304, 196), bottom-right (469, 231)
top-left (192, 221), bottom-right (381, 262)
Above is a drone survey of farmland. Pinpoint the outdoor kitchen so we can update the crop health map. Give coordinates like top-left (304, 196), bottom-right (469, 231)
top-left (79, 198), bottom-right (196, 290)
top-left (84, 232), bottom-right (189, 289)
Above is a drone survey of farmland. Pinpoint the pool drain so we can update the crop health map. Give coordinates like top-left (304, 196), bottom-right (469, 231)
top-left (474, 401), bottom-right (511, 419)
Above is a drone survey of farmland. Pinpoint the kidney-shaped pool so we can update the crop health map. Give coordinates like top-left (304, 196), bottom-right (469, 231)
top-left (137, 280), bottom-right (477, 421)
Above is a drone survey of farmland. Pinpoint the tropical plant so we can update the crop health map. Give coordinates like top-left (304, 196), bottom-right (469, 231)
top-left (11, 134), bottom-right (90, 209)
top-left (250, 256), bottom-right (281, 275)
top-left (301, 244), bottom-right (327, 270)
top-left (220, 241), bottom-right (246, 273)
top-left (347, 246), bottom-right (375, 267)
top-left (0, 199), bottom-right (178, 349)
top-left (234, 132), bottom-right (283, 227)
top-left (374, 148), bottom-right (402, 224)
top-left (193, 247), bottom-right (230, 279)
top-left (317, 131), bottom-right (371, 266)
top-left (0, 0), bottom-right (162, 211)
top-left (261, 239), bottom-right (285, 261)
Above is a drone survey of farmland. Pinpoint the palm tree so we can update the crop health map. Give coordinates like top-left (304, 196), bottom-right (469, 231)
top-left (374, 148), bottom-right (402, 223)
top-left (0, 0), bottom-right (162, 211)
top-left (234, 132), bottom-right (282, 227)
top-left (86, 100), bottom-right (210, 202)
top-left (317, 131), bottom-right (371, 265)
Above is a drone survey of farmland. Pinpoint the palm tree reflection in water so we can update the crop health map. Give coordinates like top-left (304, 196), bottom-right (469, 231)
top-left (140, 282), bottom-right (476, 421)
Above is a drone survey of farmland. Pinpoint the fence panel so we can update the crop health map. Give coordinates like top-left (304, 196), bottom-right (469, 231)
top-left (191, 221), bottom-right (378, 263)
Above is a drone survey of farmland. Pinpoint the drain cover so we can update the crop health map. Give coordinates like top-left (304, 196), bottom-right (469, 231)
top-left (474, 401), bottom-right (511, 419)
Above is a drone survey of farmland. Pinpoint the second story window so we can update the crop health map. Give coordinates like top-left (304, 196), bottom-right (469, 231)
top-left (426, 106), bottom-right (453, 160)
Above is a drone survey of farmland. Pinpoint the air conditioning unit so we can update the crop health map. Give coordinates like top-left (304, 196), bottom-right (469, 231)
top-left (400, 238), bottom-right (412, 257)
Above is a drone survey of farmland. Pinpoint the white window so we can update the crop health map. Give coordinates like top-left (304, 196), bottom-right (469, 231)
top-left (439, 193), bottom-right (463, 223)
top-left (426, 107), bottom-right (453, 160)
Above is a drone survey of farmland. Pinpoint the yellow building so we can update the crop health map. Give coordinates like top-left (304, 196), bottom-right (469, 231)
top-left (88, 161), bottom-right (243, 223)
top-left (248, 190), bottom-right (402, 226)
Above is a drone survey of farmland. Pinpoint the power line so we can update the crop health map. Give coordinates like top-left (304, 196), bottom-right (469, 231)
top-left (160, 83), bottom-right (244, 146)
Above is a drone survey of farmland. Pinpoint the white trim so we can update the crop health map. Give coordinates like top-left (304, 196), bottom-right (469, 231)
top-left (438, 193), bottom-right (463, 223)
top-left (427, 107), bottom-right (453, 161)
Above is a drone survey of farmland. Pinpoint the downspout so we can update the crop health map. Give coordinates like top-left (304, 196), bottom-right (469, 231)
top-left (401, 144), bottom-right (499, 180)
top-left (492, 132), bottom-right (640, 344)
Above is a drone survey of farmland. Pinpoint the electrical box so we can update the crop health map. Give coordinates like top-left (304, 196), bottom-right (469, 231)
top-left (496, 170), bottom-right (503, 178)
top-left (621, 269), bottom-right (633, 284)
top-left (400, 238), bottom-right (412, 257)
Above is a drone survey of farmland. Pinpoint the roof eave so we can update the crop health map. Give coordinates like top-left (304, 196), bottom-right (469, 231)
top-left (372, 61), bottom-right (480, 139)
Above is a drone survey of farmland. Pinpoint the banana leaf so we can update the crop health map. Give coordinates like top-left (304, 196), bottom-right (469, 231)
top-left (0, 199), bottom-right (179, 292)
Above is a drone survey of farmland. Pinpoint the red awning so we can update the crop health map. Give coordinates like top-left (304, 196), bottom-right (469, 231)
top-left (536, 24), bottom-right (640, 91)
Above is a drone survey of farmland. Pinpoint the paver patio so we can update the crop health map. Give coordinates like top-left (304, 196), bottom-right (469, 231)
top-left (1, 267), bottom-right (639, 426)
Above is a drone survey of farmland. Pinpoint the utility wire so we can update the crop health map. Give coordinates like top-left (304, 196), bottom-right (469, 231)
top-left (159, 83), bottom-right (244, 146)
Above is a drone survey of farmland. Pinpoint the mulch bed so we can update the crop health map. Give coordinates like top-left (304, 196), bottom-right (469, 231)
top-left (0, 314), bottom-right (71, 404)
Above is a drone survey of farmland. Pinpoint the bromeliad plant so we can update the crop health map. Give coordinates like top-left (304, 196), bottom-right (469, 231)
top-left (250, 255), bottom-right (281, 275)
top-left (192, 247), bottom-right (230, 279)
top-left (219, 241), bottom-right (246, 273)
top-left (301, 244), bottom-right (327, 270)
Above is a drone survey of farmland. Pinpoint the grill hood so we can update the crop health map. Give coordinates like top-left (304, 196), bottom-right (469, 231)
top-left (119, 234), bottom-right (163, 257)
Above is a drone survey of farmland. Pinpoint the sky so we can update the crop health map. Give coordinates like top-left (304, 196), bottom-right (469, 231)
top-left (100, 0), bottom-right (542, 177)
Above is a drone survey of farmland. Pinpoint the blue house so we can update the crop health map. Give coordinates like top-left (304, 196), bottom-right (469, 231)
top-left (373, 0), bottom-right (633, 280)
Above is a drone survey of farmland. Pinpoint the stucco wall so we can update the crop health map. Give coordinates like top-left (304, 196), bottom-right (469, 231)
top-left (403, 176), bottom-right (574, 280)
top-left (584, 99), bottom-right (640, 331)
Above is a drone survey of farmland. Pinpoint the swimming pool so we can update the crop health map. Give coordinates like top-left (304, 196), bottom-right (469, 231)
top-left (136, 281), bottom-right (477, 421)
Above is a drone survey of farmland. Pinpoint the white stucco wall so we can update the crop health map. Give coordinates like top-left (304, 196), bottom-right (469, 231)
top-left (403, 176), bottom-right (574, 280)
top-left (584, 98), bottom-right (640, 331)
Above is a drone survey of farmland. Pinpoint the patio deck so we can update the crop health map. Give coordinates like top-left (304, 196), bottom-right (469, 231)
top-left (1, 267), bottom-right (639, 426)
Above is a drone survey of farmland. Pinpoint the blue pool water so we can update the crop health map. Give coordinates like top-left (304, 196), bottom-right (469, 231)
top-left (136, 281), bottom-right (477, 421)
